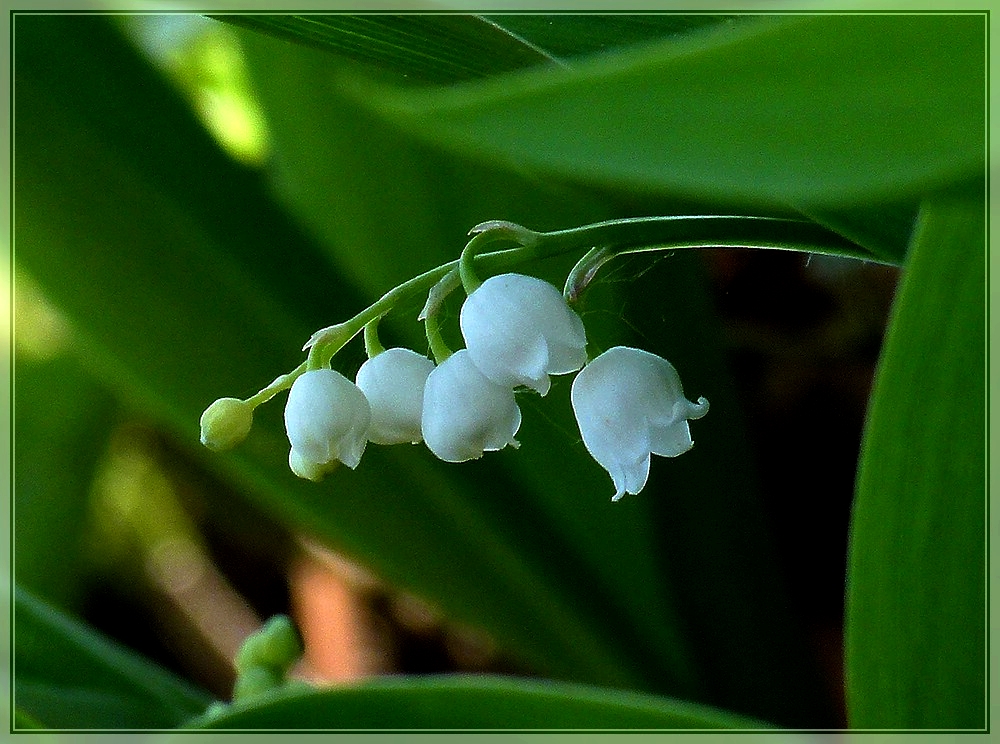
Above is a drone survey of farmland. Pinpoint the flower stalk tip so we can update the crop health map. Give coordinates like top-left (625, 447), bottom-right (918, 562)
top-left (199, 397), bottom-right (254, 451)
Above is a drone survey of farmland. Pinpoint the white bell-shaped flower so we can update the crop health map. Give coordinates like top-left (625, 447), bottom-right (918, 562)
top-left (421, 349), bottom-right (521, 462)
top-left (571, 346), bottom-right (709, 502)
top-left (355, 348), bottom-right (435, 445)
top-left (284, 368), bottom-right (371, 479)
top-left (460, 273), bottom-right (587, 395)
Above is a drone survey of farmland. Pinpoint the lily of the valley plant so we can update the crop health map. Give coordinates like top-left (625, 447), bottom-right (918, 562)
top-left (200, 215), bottom-right (863, 500)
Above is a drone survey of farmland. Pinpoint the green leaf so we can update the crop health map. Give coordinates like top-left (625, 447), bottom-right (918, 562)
top-left (14, 585), bottom-right (212, 729)
top-left (481, 14), bottom-right (748, 63)
top-left (189, 675), bottom-right (770, 730)
top-left (13, 15), bottom-right (337, 425)
top-left (212, 14), bottom-right (749, 86)
top-left (237, 26), bottom-right (835, 726)
top-left (351, 14), bottom-right (984, 210)
top-left (15, 14), bottom-right (841, 728)
top-left (844, 195), bottom-right (986, 729)
top-left (14, 352), bottom-right (116, 610)
top-left (15, 13), bottom-right (696, 703)
top-left (211, 15), bottom-right (555, 84)
top-left (215, 14), bottom-right (955, 261)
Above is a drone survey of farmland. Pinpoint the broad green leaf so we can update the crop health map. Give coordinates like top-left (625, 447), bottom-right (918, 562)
top-left (351, 14), bottom-right (984, 211)
top-left (13, 15), bottom-right (338, 421)
top-left (188, 675), bottom-right (770, 730)
top-left (14, 13), bottom-right (694, 704)
top-left (211, 13), bottom-right (924, 265)
top-left (14, 585), bottom-right (212, 729)
top-left (212, 14), bottom-right (749, 86)
top-left (481, 14), bottom-right (748, 63)
top-left (844, 195), bottom-right (986, 729)
top-left (234, 24), bottom-right (702, 697)
top-left (15, 15), bottom-right (845, 730)
top-left (237, 26), bottom-right (835, 726)
top-left (14, 352), bottom-right (116, 610)
top-left (211, 14), bottom-right (555, 84)
top-left (212, 13), bottom-right (911, 263)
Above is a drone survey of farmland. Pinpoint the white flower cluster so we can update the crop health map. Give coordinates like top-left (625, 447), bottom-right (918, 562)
top-left (282, 273), bottom-right (708, 500)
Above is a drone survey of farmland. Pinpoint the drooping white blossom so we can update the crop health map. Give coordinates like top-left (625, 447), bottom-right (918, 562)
top-left (284, 368), bottom-right (371, 480)
top-left (571, 346), bottom-right (709, 501)
top-left (460, 273), bottom-right (587, 395)
top-left (421, 349), bottom-right (521, 462)
top-left (355, 347), bottom-right (435, 445)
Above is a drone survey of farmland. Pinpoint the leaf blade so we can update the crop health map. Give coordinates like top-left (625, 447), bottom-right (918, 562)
top-left (14, 352), bottom-right (117, 610)
top-left (351, 14), bottom-right (984, 209)
top-left (189, 675), bottom-right (772, 730)
top-left (14, 586), bottom-right (213, 729)
top-left (14, 13), bottom-right (685, 700)
top-left (211, 14), bottom-right (557, 84)
top-left (844, 195), bottom-right (986, 729)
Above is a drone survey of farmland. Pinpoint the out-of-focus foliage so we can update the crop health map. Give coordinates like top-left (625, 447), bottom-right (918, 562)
top-left (14, 586), bottom-right (211, 729)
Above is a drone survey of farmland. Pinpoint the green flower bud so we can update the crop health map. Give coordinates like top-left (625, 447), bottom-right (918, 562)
top-left (200, 397), bottom-right (254, 451)
top-left (235, 615), bottom-right (302, 674)
top-left (231, 665), bottom-right (282, 702)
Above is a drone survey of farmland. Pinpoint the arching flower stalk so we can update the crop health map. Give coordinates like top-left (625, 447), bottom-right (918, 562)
top-left (198, 215), bottom-right (858, 492)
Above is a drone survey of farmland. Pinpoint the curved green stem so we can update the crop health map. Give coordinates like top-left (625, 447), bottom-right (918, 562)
top-left (458, 235), bottom-right (485, 295)
top-left (243, 361), bottom-right (308, 408)
top-left (563, 245), bottom-right (614, 303)
top-left (419, 267), bottom-right (461, 322)
top-left (363, 317), bottom-right (386, 358)
top-left (459, 220), bottom-right (542, 295)
top-left (536, 214), bottom-right (875, 260)
top-left (305, 240), bottom-right (543, 369)
top-left (424, 310), bottom-right (453, 364)
top-left (557, 215), bottom-right (888, 302)
top-left (244, 215), bottom-right (874, 407)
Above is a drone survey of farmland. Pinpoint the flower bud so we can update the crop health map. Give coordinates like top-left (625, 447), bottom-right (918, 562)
top-left (200, 397), bottom-right (254, 451)
top-left (421, 349), bottom-right (521, 462)
top-left (460, 273), bottom-right (587, 395)
top-left (284, 368), bottom-right (370, 478)
top-left (355, 348), bottom-right (435, 445)
top-left (235, 615), bottom-right (302, 675)
top-left (571, 346), bottom-right (709, 501)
